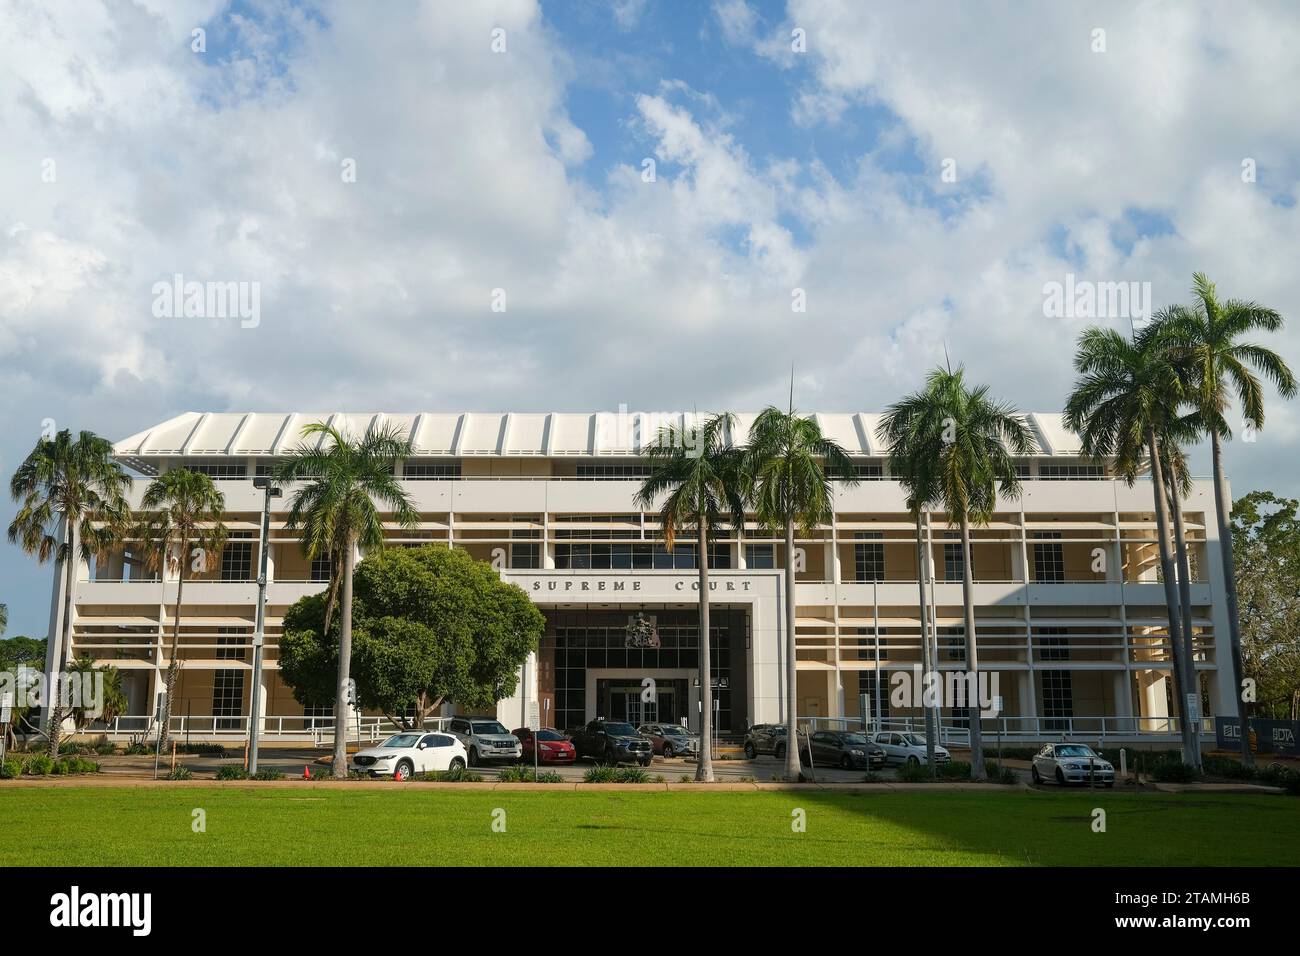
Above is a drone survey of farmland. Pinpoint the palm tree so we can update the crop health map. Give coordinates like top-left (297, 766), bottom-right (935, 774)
top-left (635, 413), bottom-right (746, 783)
top-left (743, 407), bottom-right (859, 780)
top-left (135, 468), bottom-right (228, 749)
top-left (1065, 326), bottom-right (1201, 765)
top-left (877, 479), bottom-right (943, 772)
top-left (1156, 274), bottom-right (1297, 766)
top-left (879, 366), bottom-right (1032, 780)
top-left (274, 421), bottom-right (420, 778)
top-left (1162, 437), bottom-right (1201, 768)
top-left (8, 429), bottom-right (130, 757)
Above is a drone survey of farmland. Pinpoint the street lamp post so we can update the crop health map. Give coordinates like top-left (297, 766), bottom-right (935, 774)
top-left (248, 477), bottom-right (281, 774)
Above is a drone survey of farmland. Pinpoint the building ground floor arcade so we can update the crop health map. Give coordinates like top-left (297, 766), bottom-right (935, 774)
top-left (78, 569), bottom-right (1220, 746)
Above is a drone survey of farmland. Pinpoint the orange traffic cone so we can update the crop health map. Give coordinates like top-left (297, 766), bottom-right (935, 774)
top-left (303, 765), bottom-right (311, 780)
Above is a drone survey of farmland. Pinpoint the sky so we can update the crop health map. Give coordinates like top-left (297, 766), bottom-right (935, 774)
top-left (3, 0), bottom-right (1300, 636)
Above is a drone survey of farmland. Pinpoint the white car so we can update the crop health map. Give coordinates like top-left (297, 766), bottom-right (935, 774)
top-left (449, 716), bottom-right (523, 766)
top-left (1032, 743), bottom-right (1115, 787)
top-left (872, 731), bottom-right (951, 766)
top-left (349, 731), bottom-right (467, 779)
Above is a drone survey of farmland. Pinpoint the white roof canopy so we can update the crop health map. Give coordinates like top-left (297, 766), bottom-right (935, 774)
top-left (115, 411), bottom-right (1082, 462)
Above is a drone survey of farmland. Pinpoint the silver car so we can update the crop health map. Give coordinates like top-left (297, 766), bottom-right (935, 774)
top-left (449, 716), bottom-right (522, 766)
top-left (872, 731), bottom-right (951, 766)
top-left (1032, 743), bottom-right (1115, 786)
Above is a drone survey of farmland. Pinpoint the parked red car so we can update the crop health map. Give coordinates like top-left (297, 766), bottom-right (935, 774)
top-left (512, 727), bottom-right (576, 764)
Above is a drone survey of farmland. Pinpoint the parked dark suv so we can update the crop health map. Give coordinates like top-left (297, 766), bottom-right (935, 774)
top-left (744, 723), bottom-right (801, 758)
top-left (799, 730), bottom-right (886, 770)
top-left (568, 719), bottom-right (654, 766)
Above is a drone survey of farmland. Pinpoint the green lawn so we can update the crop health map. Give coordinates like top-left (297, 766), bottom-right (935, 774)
top-left (2, 787), bottom-right (1295, 866)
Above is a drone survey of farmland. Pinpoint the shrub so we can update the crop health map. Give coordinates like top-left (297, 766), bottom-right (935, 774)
top-left (1258, 764), bottom-right (1300, 795)
top-left (177, 743), bottom-right (227, 757)
top-left (24, 753), bottom-right (55, 776)
top-left (216, 765), bottom-right (250, 780)
top-left (536, 771), bottom-right (564, 783)
top-left (94, 742), bottom-right (118, 756)
top-left (583, 765), bottom-right (619, 783)
top-left (1150, 759), bottom-right (1199, 783)
top-left (678, 775), bottom-right (691, 783)
top-left (497, 765), bottom-right (536, 783)
top-left (1, 757), bottom-right (23, 779)
top-left (895, 761), bottom-right (934, 783)
top-left (1202, 756), bottom-right (1256, 781)
top-left (124, 742), bottom-right (151, 756)
top-left (165, 766), bottom-right (193, 780)
top-left (252, 767), bottom-right (284, 780)
top-left (417, 766), bottom-right (484, 782)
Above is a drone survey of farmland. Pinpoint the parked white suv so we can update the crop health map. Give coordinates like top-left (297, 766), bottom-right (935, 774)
top-left (350, 732), bottom-right (467, 779)
top-left (449, 717), bottom-right (522, 766)
top-left (872, 731), bottom-right (951, 766)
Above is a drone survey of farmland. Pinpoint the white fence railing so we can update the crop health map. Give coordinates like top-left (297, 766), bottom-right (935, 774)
top-left (78, 713), bottom-right (454, 747)
top-left (802, 714), bottom-right (1214, 744)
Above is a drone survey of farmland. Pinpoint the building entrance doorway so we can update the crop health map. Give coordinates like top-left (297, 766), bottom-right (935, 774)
top-left (601, 678), bottom-right (686, 726)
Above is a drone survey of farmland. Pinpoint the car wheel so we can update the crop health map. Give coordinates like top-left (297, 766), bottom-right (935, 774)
top-left (907, 755), bottom-right (919, 766)
top-left (394, 759), bottom-right (413, 781)
top-left (1031, 766), bottom-right (1042, 785)
top-left (1104, 782), bottom-right (1114, 789)
top-left (449, 757), bottom-right (466, 772)
top-left (840, 754), bottom-right (853, 770)
top-left (774, 743), bottom-right (786, 759)
top-left (468, 747), bottom-right (479, 767)
top-left (639, 758), bottom-right (651, 767)
top-left (1055, 768), bottom-right (1067, 786)
top-left (744, 742), bottom-right (756, 759)
top-left (663, 743), bottom-right (675, 759)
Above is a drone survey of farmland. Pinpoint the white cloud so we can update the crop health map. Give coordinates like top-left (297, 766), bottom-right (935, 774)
top-left (2, 0), bottom-right (1300, 632)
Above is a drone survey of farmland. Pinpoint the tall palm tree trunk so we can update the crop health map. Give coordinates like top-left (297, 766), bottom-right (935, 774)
top-left (959, 515), bottom-right (985, 780)
top-left (1209, 432), bottom-right (1252, 766)
top-left (46, 519), bottom-right (79, 758)
top-left (1169, 485), bottom-right (1202, 769)
top-left (1147, 432), bottom-right (1196, 765)
top-left (159, 539), bottom-right (188, 749)
top-left (696, 513), bottom-right (714, 783)
top-left (333, 537), bottom-right (356, 778)
top-left (783, 518), bottom-right (800, 781)
top-left (915, 512), bottom-right (937, 773)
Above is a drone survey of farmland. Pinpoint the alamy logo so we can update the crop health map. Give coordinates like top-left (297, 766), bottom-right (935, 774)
top-left (890, 665), bottom-right (1002, 717)
top-left (50, 886), bottom-right (151, 936)
top-left (1042, 273), bottom-right (1151, 321)
top-left (151, 273), bottom-right (261, 328)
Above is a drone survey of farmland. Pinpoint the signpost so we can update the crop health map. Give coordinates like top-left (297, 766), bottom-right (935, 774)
top-left (247, 477), bottom-right (280, 774)
top-left (0, 689), bottom-right (12, 765)
top-left (528, 701), bottom-right (540, 779)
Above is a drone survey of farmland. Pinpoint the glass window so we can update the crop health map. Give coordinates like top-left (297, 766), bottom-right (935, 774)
top-left (220, 533), bottom-right (252, 581)
top-left (854, 531), bottom-right (885, 582)
top-left (1032, 532), bottom-right (1065, 583)
top-left (745, 544), bottom-right (775, 569)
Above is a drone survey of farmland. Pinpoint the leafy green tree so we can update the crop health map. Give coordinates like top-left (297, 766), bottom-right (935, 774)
top-left (66, 656), bottom-right (128, 731)
top-left (8, 429), bottom-right (130, 757)
top-left (1155, 274), bottom-right (1296, 764)
top-left (1231, 491), bottom-right (1300, 721)
top-left (880, 366), bottom-right (1032, 779)
top-left (279, 545), bottom-right (543, 734)
top-left (635, 414), bottom-right (746, 782)
top-left (135, 468), bottom-right (227, 748)
top-left (0, 636), bottom-right (47, 671)
top-left (274, 421), bottom-right (420, 777)
top-left (1066, 326), bottom-right (1201, 765)
top-left (744, 406), bottom-right (858, 780)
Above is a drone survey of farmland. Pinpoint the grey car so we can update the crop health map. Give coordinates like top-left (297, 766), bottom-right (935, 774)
top-left (449, 716), bottom-right (523, 766)
top-left (637, 723), bottom-right (699, 758)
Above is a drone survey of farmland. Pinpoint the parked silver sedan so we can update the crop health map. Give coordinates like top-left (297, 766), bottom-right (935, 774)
top-left (1031, 743), bottom-right (1115, 787)
top-left (872, 731), bottom-right (950, 766)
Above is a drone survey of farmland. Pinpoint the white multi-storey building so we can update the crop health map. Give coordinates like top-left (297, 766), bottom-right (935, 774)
top-left (50, 410), bottom-right (1227, 746)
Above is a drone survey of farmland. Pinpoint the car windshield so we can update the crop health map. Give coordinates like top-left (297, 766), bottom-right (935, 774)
top-left (536, 730), bottom-right (565, 741)
top-left (381, 734), bottom-right (420, 748)
top-left (902, 734), bottom-right (927, 747)
top-left (472, 721), bottom-right (509, 735)
top-left (661, 725), bottom-right (688, 736)
top-left (604, 723), bottom-right (637, 736)
top-left (1057, 745), bottom-right (1097, 758)
top-left (840, 733), bottom-right (868, 745)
